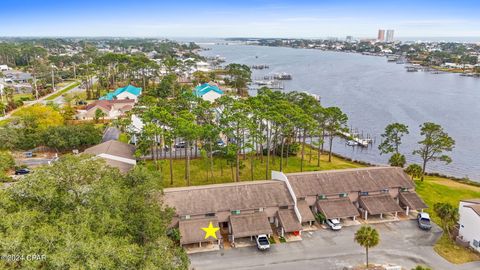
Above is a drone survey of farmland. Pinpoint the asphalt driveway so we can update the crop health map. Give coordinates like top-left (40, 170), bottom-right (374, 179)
top-left (189, 221), bottom-right (480, 270)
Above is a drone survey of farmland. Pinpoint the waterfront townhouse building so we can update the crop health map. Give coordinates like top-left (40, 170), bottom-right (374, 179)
top-left (458, 199), bottom-right (480, 252)
top-left (276, 167), bottom-right (427, 222)
top-left (163, 181), bottom-right (302, 248)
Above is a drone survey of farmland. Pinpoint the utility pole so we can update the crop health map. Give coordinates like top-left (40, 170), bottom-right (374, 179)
top-left (51, 64), bottom-right (55, 91)
top-left (33, 75), bottom-right (39, 100)
top-left (0, 85), bottom-right (5, 115)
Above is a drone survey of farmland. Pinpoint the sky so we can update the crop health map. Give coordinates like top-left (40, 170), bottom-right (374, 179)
top-left (1, 0), bottom-right (480, 38)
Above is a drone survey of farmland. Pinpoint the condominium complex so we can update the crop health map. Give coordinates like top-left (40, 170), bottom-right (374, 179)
top-left (377, 29), bottom-right (385, 41)
top-left (386, 29), bottom-right (395, 42)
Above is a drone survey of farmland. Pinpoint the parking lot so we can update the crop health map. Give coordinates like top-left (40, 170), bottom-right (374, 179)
top-left (189, 220), bottom-right (480, 270)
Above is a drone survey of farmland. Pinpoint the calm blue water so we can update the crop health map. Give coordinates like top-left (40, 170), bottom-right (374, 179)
top-left (198, 42), bottom-right (480, 181)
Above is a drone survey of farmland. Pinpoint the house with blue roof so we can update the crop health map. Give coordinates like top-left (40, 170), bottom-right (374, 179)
top-left (99, 85), bottom-right (142, 101)
top-left (193, 83), bottom-right (224, 102)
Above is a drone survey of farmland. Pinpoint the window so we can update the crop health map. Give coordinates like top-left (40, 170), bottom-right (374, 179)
top-left (382, 188), bottom-right (389, 193)
top-left (279, 205), bottom-right (289, 209)
top-left (231, 210), bottom-right (241, 215)
top-left (401, 187), bottom-right (408, 192)
top-left (339, 193), bottom-right (348, 198)
top-left (474, 240), bottom-right (479, 248)
top-left (255, 208), bottom-right (264, 213)
top-left (359, 192), bottom-right (369, 196)
top-left (181, 215), bottom-right (190, 220)
top-left (318, 194), bottom-right (326, 200)
top-left (298, 197), bottom-right (306, 201)
top-left (205, 213), bottom-right (215, 217)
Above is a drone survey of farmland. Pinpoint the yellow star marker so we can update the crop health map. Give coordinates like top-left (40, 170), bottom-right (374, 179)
top-left (201, 221), bottom-right (220, 240)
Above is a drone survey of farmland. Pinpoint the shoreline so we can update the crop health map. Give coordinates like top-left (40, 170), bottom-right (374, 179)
top-left (329, 150), bottom-right (480, 187)
top-left (217, 42), bottom-right (480, 76)
top-left (200, 43), bottom-right (480, 183)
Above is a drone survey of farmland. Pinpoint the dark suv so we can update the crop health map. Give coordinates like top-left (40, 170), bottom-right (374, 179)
top-left (15, 168), bottom-right (31, 175)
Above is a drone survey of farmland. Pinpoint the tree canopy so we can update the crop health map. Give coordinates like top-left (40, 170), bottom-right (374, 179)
top-left (0, 155), bottom-right (188, 269)
top-left (12, 104), bottom-right (64, 131)
top-left (413, 122), bottom-right (455, 180)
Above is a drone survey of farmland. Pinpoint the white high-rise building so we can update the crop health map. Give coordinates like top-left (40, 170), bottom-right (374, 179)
top-left (386, 30), bottom-right (395, 42)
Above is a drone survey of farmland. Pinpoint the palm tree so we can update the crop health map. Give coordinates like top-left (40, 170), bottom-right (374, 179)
top-left (354, 226), bottom-right (380, 269)
top-left (405, 164), bottom-right (422, 180)
top-left (411, 266), bottom-right (432, 270)
top-left (433, 202), bottom-right (458, 237)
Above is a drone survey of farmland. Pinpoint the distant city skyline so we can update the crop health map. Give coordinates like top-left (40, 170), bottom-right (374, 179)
top-left (1, 0), bottom-right (480, 38)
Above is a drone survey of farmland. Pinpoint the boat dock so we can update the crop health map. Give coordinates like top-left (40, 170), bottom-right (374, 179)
top-left (339, 129), bottom-right (374, 148)
top-left (252, 80), bottom-right (284, 90)
top-left (251, 64), bottom-right (269, 69)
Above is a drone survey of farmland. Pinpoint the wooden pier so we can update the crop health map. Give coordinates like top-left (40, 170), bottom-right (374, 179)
top-left (339, 129), bottom-right (374, 148)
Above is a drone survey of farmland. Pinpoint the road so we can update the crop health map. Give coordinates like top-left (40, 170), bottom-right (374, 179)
top-left (103, 127), bottom-right (121, 142)
top-left (0, 77), bottom-right (99, 121)
top-left (189, 221), bottom-right (480, 270)
top-left (45, 77), bottom-right (98, 105)
top-left (17, 157), bottom-right (55, 167)
top-left (0, 81), bottom-right (79, 121)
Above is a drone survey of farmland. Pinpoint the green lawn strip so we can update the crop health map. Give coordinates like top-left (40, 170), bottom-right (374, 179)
top-left (415, 177), bottom-right (480, 263)
top-left (45, 81), bottom-right (80, 101)
top-left (143, 147), bottom-right (363, 188)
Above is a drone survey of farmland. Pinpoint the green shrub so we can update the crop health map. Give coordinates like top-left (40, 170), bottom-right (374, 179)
top-left (0, 151), bottom-right (15, 174)
top-left (315, 212), bottom-right (326, 223)
top-left (268, 235), bottom-right (276, 244)
top-left (167, 228), bottom-right (181, 243)
top-left (118, 133), bottom-right (130, 144)
top-left (0, 172), bottom-right (13, 183)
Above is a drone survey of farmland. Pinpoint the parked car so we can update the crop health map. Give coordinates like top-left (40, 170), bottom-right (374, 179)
top-left (15, 168), bottom-right (31, 175)
top-left (256, 234), bottom-right (270, 250)
top-left (217, 140), bottom-right (226, 147)
top-left (326, 218), bottom-right (342, 230)
top-left (417, 212), bottom-right (432, 230)
top-left (174, 141), bottom-right (186, 148)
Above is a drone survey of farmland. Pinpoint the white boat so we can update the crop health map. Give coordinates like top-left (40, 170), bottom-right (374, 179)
top-left (346, 140), bottom-right (358, 146)
top-left (254, 80), bottom-right (274, 86)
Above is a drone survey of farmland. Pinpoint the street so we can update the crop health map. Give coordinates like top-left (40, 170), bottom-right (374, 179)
top-left (189, 221), bottom-right (480, 270)
top-left (103, 127), bottom-right (121, 142)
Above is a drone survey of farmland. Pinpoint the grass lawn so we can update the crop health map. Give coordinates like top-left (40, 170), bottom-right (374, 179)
top-left (415, 176), bottom-right (480, 264)
top-left (45, 81), bottom-right (80, 101)
top-left (1, 94), bottom-right (34, 107)
top-left (143, 147), bottom-right (363, 188)
top-left (13, 93), bottom-right (34, 102)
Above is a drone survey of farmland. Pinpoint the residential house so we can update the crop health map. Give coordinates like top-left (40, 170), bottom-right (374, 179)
top-left (458, 199), bottom-right (480, 252)
top-left (275, 167), bottom-right (427, 222)
top-left (195, 61), bottom-right (211, 72)
top-left (78, 99), bottom-right (135, 120)
top-left (194, 83), bottom-right (224, 102)
top-left (83, 140), bottom-right (136, 173)
top-left (99, 85), bottom-right (142, 101)
top-left (163, 180), bottom-right (301, 247)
